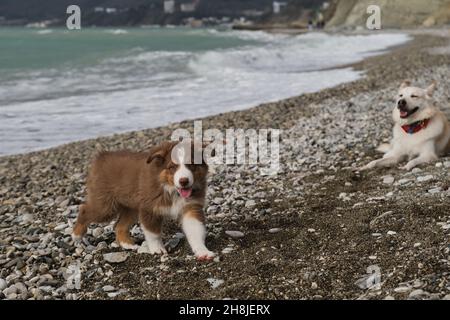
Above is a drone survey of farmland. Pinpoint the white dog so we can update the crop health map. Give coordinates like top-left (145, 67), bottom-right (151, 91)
top-left (361, 80), bottom-right (450, 171)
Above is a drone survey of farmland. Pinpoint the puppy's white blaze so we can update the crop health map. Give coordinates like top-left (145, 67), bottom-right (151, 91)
top-left (141, 226), bottom-right (166, 254)
top-left (174, 164), bottom-right (193, 188)
top-left (182, 216), bottom-right (214, 257)
top-left (174, 147), bottom-right (193, 188)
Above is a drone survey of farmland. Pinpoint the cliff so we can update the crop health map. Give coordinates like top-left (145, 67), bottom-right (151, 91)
top-left (326, 0), bottom-right (450, 28)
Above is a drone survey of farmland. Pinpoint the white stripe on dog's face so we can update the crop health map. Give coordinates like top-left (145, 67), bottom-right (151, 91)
top-left (174, 144), bottom-right (193, 189)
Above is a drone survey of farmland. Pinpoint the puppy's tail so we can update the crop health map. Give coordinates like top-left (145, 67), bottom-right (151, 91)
top-left (376, 143), bottom-right (390, 154)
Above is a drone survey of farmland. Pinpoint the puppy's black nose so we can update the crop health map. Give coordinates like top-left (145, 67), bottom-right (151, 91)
top-left (397, 99), bottom-right (407, 108)
top-left (179, 177), bottom-right (189, 187)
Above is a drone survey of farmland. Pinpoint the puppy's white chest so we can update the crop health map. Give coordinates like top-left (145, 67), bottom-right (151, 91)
top-left (161, 197), bottom-right (186, 220)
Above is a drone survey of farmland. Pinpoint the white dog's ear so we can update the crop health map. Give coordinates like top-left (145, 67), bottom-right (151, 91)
top-left (399, 80), bottom-right (411, 89)
top-left (426, 81), bottom-right (437, 96)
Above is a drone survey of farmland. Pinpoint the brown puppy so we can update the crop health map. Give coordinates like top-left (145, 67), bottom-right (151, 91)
top-left (72, 141), bottom-right (215, 260)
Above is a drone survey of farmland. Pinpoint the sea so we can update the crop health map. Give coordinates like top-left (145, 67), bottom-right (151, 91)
top-left (0, 27), bottom-right (411, 155)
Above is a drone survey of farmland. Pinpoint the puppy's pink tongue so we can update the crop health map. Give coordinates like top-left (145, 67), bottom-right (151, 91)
top-left (400, 111), bottom-right (408, 118)
top-left (178, 188), bottom-right (192, 198)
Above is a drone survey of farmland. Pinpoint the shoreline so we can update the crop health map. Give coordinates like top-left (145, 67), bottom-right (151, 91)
top-left (1, 31), bottom-right (450, 300)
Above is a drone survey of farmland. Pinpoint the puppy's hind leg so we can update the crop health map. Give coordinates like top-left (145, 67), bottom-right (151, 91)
top-left (73, 197), bottom-right (117, 242)
top-left (115, 207), bottom-right (139, 250)
top-left (140, 210), bottom-right (166, 255)
top-left (72, 204), bottom-right (91, 241)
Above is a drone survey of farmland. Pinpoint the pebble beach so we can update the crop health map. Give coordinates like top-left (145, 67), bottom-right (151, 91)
top-left (1, 30), bottom-right (449, 300)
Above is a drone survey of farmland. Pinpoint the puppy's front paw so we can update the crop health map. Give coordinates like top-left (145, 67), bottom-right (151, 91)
top-left (148, 241), bottom-right (167, 255)
top-left (195, 249), bottom-right (216, 261)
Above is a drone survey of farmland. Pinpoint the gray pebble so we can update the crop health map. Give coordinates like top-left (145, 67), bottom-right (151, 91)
top-left (393, 286), bottom-right (411, 293)
top-left (103, 252), bottom-right (129, 263)
top-left (408, 289), bottom-right (426, 299)
top-left (417, 175), bottom-right (433, 182)
top-left (225, 230), bottom-right (244, 238)
top-left (428, 187), bottom-right (442, 194)
top-left (7, 292), bottom-right (18, 300)
top-left (0, 278), bottom-right (7, 291)
top-left (4, 285), bottom-right (18, 296)
top-left (245, 200), bottom-right (256, 208)
top-left (92, 227), bottom-right (103, 238)
top-left (20, 213), bottom-right (34, 224)
top-left (102, 285), bottom-right (115, 292)
top-left (382, 175), bottom-right (394, 184)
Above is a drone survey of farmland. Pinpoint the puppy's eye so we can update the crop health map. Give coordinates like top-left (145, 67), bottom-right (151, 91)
top-left (399, 94), bottom-right (403, 97)
top-left (167, 164), bottom-right (177, 171)
top-left (411, 95), bottom-right (418, 98)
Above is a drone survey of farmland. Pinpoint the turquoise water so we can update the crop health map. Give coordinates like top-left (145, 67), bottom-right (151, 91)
top-left (0, 27), bottom-right (253, 71)
top-left (0, 27), bottom-right (410, 155)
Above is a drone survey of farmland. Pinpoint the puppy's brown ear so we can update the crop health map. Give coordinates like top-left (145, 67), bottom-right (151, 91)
top-left (147, 142), bottom-right (169, 163)
top-left (146, 141), bottom-right (177, 164)
top-left (426, 81), bottom-right (437, 96)
top-left (399, 80), bottom-right (411, 89)
top-left (146, 150), bottom-right (165, 164)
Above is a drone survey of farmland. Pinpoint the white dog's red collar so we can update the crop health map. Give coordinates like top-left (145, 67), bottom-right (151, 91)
top-left (401, 119), bottom-right (430, 134)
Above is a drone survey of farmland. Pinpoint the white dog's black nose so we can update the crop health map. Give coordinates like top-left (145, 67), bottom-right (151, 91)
top-left (397, 99), bottom-right (407, 108)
